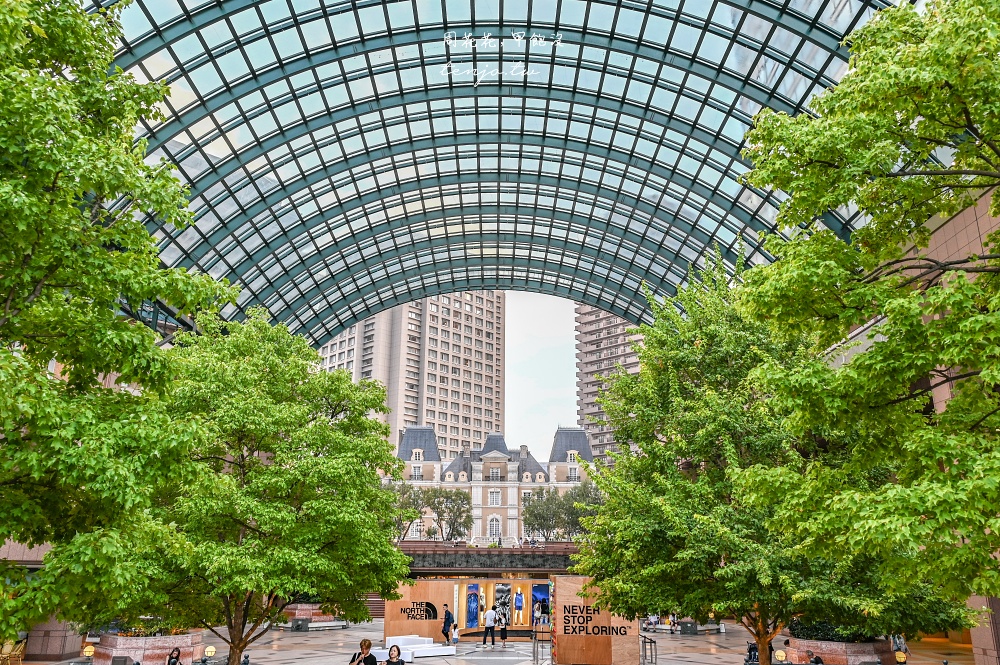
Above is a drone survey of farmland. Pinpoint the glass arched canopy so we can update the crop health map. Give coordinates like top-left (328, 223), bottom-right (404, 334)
top-left (100, 0), bottom-right (887, 347)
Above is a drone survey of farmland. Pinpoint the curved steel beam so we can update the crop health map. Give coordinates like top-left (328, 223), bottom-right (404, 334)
top-left (136, 25), bottom-right (808, 158)
top-left (113, 0), bottom-right (855, 76)
top-left (175, 83), bottom-right (747, 203)
top-left (285, 259), bottom-right (659, 347)
top-left (167, 132), bottom-right (788, 267)
top-left (197, 173), bottom-right (746, 293)
top-left (257, 225), bottom-right (696, 323)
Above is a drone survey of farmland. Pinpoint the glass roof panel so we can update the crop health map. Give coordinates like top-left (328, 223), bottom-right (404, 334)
top-left (97, 0), bottom-right (891, 345)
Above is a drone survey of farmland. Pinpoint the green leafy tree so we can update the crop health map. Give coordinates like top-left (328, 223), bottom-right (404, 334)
top-left (0, 0), bottom-right (232, 639)
top-left (574, 258), bottom-right (971, 665)
top-left (426, 488), bottom-right (474, 541)
top-left (393, 483), bottom-right (429, 542)
top-left (107, 310), bottom-right (410, 665)
top-left (740, 0), bottom-right (1000, 599)
top-left (522, 488), bottom-right (562, 541)
top-left (559, 479), bottom-right (603, 538)
top-left (744, 0), bottom-right (1000, 254)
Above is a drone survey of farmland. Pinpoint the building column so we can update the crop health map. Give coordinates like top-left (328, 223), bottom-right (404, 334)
top-left (972, 596), bottom-right (1000, 665)
top-left (25, 616), bottom-right (80, 662)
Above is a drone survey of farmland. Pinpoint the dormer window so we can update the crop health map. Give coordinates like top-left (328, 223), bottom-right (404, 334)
top-left (413, 449), bottom-right (423, 461)
top-left (568, 451), bottom-right (577, 463)
top-left (523, 472), bottom-right (531, 482)
top-left (459, 472), bottom-right (468, 481)
top-left (536, 472), bottom-right (545, 482)
top-left (490, 467), bottom-right (500, 481)
top-left (446, 472), bottom-right (454, 481)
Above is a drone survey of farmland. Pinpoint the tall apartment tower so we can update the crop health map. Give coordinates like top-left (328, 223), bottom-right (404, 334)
top-left (574, 303), bottom-right (642, 464)
top-left (319, 290), bottom-right (506, 460)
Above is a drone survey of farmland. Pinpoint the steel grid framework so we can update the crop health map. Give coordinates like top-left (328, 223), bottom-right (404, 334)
top-left (97, 0), bottom-right (890, 347)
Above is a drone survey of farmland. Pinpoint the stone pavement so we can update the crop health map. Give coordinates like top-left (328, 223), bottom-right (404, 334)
top-left (34, 620), bottom-right (973, 665)
top-left (201, 621), bottom-right (547, 665)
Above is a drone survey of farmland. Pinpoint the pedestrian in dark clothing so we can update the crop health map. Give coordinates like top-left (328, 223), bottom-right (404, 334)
top-left (350, 640), bottom-right (377, 665)
top-left (442, 604), bottom-right (455, 645)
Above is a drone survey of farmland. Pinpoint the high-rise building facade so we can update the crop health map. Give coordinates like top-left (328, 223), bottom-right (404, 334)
top-left (574, 304), bottom-right (642, 464)
top-left (319, 290), bottom-right (506, 459)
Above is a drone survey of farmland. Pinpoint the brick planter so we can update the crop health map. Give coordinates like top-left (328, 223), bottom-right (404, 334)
top-left (787, 637), bottom-right (894, 665)
top-left (283, 603), bottom-right (340, 623)
top-left (92, 632), bottom-right (204, 665)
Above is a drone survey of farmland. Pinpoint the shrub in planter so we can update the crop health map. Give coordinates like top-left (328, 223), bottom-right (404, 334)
top-left (789, 619), bottom-right (875, 643)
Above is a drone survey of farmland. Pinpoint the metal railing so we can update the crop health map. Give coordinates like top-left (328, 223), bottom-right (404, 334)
top-left (641, 635), bottom-right (657, 664)
top-left (532, 623), bottom-right (552, 664)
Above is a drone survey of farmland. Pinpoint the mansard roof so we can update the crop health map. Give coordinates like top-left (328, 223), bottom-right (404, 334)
top-left (441, 434), bottom-right (549, 482)
top-left (548, 427), bottom-right (594, 463)
top-left (397, 425), bottom-right (441, 462)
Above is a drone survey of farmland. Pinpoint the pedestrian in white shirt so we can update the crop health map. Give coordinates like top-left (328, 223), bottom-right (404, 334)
top-left (482, 605), bottom-right (498, 648)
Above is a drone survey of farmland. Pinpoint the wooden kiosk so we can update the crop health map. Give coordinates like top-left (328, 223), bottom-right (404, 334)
top-left (384, 575), bottom-right (639, 665)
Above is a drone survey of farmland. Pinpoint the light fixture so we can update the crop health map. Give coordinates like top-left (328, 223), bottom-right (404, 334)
top-left (775, 650), bottom-right (786, 662)
top-left (83, 646), bottom-right (95, 658)
top-left (205, 647), bottom-right (217, 658)
top-left (895, 652), bottom-right (907, 663)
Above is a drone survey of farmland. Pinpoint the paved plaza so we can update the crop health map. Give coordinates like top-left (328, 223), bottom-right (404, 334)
top-left (179, 620), bottom-right (972, 665)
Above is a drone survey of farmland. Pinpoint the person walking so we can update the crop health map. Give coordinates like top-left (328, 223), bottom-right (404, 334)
top-left (482, 605), bottom-right (498, 648)
top-left (442, 603), bottom-right (455, 646)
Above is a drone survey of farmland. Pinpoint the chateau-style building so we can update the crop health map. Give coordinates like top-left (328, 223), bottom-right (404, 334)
top-left (397, 426), bottom-right (592, 545)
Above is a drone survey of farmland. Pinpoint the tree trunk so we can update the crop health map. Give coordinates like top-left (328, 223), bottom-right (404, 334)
top-left (227, 615), bottom-right (249, 665)
top-left (756, 633), bottom-right (773, 665)
top-left (741, 610), bottom-right (781, 665)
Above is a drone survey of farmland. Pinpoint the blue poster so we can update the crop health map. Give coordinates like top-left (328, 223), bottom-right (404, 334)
top-left (466, 584), bottom-right (480, 628)
top-left (532, 583), bottom-right (550, 620)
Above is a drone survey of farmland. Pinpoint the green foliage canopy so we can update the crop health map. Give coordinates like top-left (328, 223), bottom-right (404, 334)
top-left (744, 0), bottom-right (1000, 255)
top-left (741, 0), bottom-right (1000, 599)
top-left (392, 482), bottom-right (429, 542)
top-left (107, 311), bottom-right (410, 665)
top-left (425, 488), bottom-right (474, 541)
top-left (573, 259), bottom-right (971, 663)
top-left (522, 488), bottom-right (563, 542)
top-left (0, 0), bottom-right (231, 639)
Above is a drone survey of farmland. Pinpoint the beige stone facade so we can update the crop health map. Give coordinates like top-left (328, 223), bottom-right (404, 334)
top-left (397, 426), bottom-right (591, 545)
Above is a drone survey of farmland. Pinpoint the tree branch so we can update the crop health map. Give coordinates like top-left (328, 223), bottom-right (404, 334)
top-left (887, 169), bottom-right (1000, 179)
top-left (876, 371), bottom-right (981, 408)
top-left (199, 620), bottom-right (231, 644)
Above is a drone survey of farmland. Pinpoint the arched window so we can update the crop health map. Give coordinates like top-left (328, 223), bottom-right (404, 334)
top-left (408, 520), bottom-right (422, 540)
top-left (459, 471), bottom-right (468, 481)
top-left (488, 516), bottom-right (502, 540)
top-left (536, 472), bottom-right (545, 482)
top-left (523, 472), bottom-right (531, 482)
top-left (445, 472), bottom-right (454, 481)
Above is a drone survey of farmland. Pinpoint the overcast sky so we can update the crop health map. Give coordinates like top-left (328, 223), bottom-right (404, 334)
top-left (503, 292), bottom-right (579, 462)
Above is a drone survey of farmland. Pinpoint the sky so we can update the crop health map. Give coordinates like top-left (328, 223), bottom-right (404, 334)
top-left (503, 292), bottom-right (579, 462)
